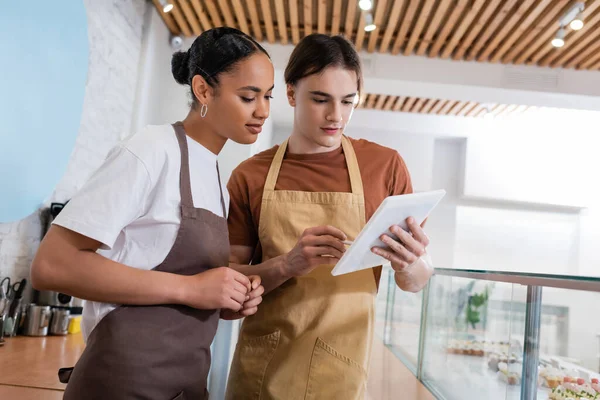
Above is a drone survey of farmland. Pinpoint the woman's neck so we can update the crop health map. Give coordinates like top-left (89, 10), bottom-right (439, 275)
top-left (181, 110), bottom-right (227, 155)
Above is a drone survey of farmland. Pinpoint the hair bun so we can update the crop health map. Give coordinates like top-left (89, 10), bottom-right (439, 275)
top-left (171, 50), bottom-right (190, 85)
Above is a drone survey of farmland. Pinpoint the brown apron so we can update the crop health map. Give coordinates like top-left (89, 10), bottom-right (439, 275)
top-left (225, 136), bottom-right (378, 400)
top-left (59, 122), bottom-right (230, 400)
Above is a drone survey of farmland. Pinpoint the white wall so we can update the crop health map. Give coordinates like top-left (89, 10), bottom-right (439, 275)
top-left (0, 0), bottom-right (148, 283)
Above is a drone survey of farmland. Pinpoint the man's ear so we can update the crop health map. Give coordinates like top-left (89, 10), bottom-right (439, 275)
top-left (286, 83), bottom-right (296, 107)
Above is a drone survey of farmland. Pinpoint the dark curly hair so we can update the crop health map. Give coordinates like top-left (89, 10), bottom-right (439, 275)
top-left (171, 27), bottom-right (270, 108)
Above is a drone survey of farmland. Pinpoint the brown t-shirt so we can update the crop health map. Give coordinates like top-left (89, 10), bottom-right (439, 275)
top-left (227, 137), bottom-right (414, 283)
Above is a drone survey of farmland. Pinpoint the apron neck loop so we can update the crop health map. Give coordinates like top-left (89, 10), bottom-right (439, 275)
top-left (172, 122), bottom-right (227, 214)
top-left (264, 136), bottom-right (364, 196)
top-left (173, 122), bottom-right (195, 208)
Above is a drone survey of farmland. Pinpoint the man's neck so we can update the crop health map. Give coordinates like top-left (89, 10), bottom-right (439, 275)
top-left (287, 130), bottom-right (342, 155)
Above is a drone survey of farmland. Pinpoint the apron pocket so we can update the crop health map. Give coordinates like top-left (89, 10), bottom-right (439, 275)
top-left (226, 330), bottom-right (280, 400)
top-left (304, 337), bottom-right (367, 400)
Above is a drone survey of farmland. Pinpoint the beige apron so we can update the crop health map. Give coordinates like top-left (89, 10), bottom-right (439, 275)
top-left (226, 136), bottom-right (377, 400)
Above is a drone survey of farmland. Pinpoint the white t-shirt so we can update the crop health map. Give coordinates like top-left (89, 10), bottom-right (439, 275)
top-left (53, 124), bottom-right (229, 341)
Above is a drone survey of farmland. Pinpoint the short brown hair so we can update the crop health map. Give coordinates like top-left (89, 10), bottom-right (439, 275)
top-left (284, 34), bottom-right (363, 101)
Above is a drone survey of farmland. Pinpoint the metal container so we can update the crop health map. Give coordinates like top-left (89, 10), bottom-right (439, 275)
top-left (49, 308), bottom-right (70, 336)
top-left (24, 304), bottom-right (51, 336)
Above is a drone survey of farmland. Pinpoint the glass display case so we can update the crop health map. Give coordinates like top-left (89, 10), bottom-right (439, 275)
top-left (381, 267), bottom-right (600, 400)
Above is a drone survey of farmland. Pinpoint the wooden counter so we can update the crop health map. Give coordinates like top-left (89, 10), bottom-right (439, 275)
top-left (0, 333), bottom-right (85, 399)
top-left (0, 332), bottom-right (434, 399)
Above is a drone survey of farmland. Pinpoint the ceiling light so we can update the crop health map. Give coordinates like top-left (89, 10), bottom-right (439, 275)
top-left (559, 2), bottom-right (585, 30)
top-left (159, 0), bottom-right (173, 13)
top-left (364, 13), bottom-right (376, 32)
top-left (570, 12), bottom-right (584, 30)
top-left (358, 0), bottom-right (373, 11)
top-left (552, 27), bottom-right (566, 48)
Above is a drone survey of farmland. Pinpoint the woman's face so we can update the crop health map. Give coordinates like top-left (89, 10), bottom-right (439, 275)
top-left (204, 52), bottom-right (274, 145)
top-left (287, 66), bottom-right (358, 150)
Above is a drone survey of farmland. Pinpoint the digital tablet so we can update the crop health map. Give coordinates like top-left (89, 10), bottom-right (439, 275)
top-left (331, 189), bottom-right (446, 276)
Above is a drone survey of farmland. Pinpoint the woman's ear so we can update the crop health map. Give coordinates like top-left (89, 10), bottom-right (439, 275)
top-left (286, 83), bottom-right (296, 107)
top-left (191, 75), bottom-right (214, 105)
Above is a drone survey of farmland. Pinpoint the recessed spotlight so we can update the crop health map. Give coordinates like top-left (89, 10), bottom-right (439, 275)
top-left (364, 13), bottom-right (376, 32)
top-left (552, 27), bottom-right (566, 48)
top-left (359, 0), bottom-right (373, 11)
top-left (159, 0), bottom-right (173, 13)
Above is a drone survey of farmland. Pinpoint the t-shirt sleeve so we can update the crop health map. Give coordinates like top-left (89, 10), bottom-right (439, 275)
top-left (52, 145), bottom-right (152, 250)
top-left (390, 152), bottom-right (414, 195)
top-left (227, 168), bottom-right (259, 248)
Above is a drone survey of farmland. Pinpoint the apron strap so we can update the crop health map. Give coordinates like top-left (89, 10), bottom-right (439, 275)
top-left (340, 136), bottom-right (364, 197)
top-left (263, 138), bottom-right (288, 195)
top-left (216, 161), bottom-right (227, 217)
top-left (263, 136), bottom-right (364, 197)
top-left (172, 122), bottom-right (195, 208)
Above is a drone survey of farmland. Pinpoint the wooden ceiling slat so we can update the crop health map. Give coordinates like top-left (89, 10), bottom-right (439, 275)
top-left (457, 101), bottom-right (478, 116)
top-left (375, 94), bottom-right (387, 110)
top-left (411, 97), bottom-right (427, 113)
top-left (290, 0), bottom-right (301, 44)
top-left (344, 0), bottom-right (358, 40)
top-left (416, 0), bottom-right (449, 56)
top-left (466, 103), bottom-right (485, 117)
top-left (355, 11), bottom-right (367, 51)
top-left (501, 104), bottom-right (521, 116)
top-left (393, 97), bottom-right (406, 111)
top-left (466, 0), bottom-right (519, 61)
top-left (589, 58), bottom-right (600, 70)
top-left (331, 0), bottom-right (343, 35)
top-left (246, 0), bottom-right (263, 41)
top-left (566, 37), bottom-right (600, 68)
top-left (153, 0), bottom-right (179, 34)
top-left (478, 0), bottom-right (539, 62)
top-left (544, 10), bottom-right (600, 67)
top-left (204, 0), bottom-right (223, 27)
top-left (511, 1), bottom-right (573, 65)
top-left (401, 97), bottom-right (418, 112)
top-left (317, 0), bottom-right (327, 34)
top-left (530, 1), bottom-right (600, 65)
top-left (430, 99), bottom-right (448, 114)
top-left (368, 0), bottom-right (389, 53)
top-left (490, 0), bottom-right (552, 63)
top-left (177, 0), bottom-right (202, 35)
top-left (453, 1), bottom-right (501, 60)
top-left (379, 0), bottom-right (405, 53)
top-left (231, 0), bottom-right (251, 34)
top-left (421, 98), bottom-right (438, 114)
top-left (383, 96), bottom-right (397, 111)
top-left (501, 0), bottom-right (569, 63)
top-left (405, 0), bottom-right (437, 56)
top-left (358, 93), bottom-right (367, 108)
top-left (393, 0), bottom-right (421, 55)
top-left (217, 0), bottom-right (237, 28)
top-left (578, 47), bottom-right (600, 69)
top-left (474, 107), bottom-right (488, 117)
top-left (190, 0), bottom-right (213, 31)
top-left (438, 100), bottom-right (456, 115)
top-left (274, 0), bottom-right (289, 44)
top-left (491, 104), bottom-right (508, 116)
top-left (448, 100), bottom-right (467, 115)
top-left (366, 94), bottom-right (378, 109)
top-left (260, 0), bottom-right (276, 43)
top-left (304, 0), bottom-right (313, 36)
top-left (440, 0), bottom-right (487, 59)
top-left (429, 0), bottom-right (469, 58)
top-left (170, 2), bottom-right (193, 36)
top-left (513, 105), bottom-right (529, 115)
